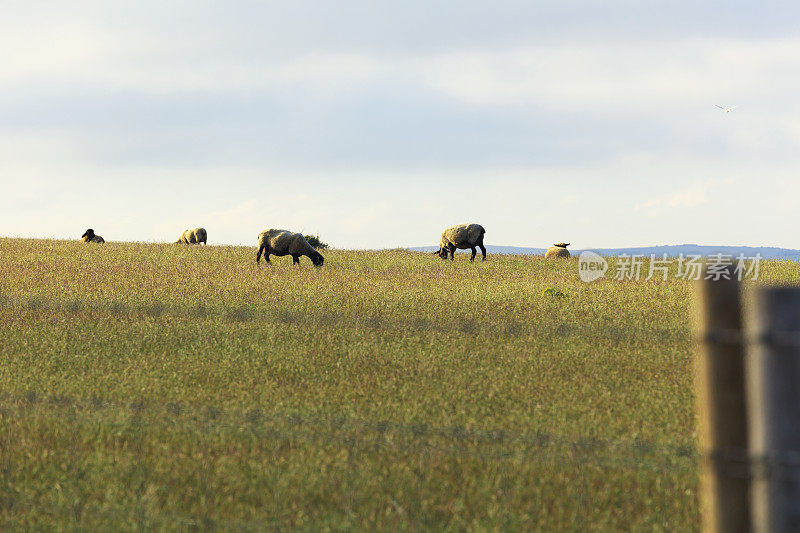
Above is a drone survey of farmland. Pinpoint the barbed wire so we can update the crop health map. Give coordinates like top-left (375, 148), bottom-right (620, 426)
top-left (5, 295), bottom-right (799, 478)
top-left (0, 293), bottom-right (690, 342)
top-left (699, 447), bottom-right (800, 481)
top-left (699, 328), bottom-right (800, 347)
top-left (8, 391), bottom-right (797, 483)
top-left (0, 389), bottom-right (696, 473)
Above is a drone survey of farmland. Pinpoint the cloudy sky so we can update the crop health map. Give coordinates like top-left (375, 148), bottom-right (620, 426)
top-left (2, 1), bottom-right (799, 249)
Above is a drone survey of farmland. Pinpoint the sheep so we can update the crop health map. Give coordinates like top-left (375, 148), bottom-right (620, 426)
top-left (545, 242), bottom-right (571, 259)
top-left (80, 229), bottom-right (105, 243)
top-left (256, 229), bottom-right (324, 267)
top-left (435, 223), bottom-right (486, 262)
top-left (175, 227), bottom-right (207, 244)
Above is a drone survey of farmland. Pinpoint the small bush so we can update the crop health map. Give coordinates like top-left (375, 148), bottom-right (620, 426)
top-left (541, 287), bottom-right (567, 298)
top-left (304, 234), bottom-right (329, 250)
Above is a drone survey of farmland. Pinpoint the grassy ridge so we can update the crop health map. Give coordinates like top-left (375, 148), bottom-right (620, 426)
top-left (1, 239), bottom-right (794, 530)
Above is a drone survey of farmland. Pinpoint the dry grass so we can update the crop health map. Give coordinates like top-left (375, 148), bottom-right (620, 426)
top-left (1, 238), bottom-right (795, 530)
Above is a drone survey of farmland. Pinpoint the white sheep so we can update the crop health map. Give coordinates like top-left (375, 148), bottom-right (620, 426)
top-left (175, 228), bottom-right (207, 244)
top-left (545, 242), bottom-right (570, 259)
top-left (435, 223), bottom-right (486, 262)
top-left (80, 229), bottom-right (105, 243)
top-left (256, 229), bottom-right (324, 266)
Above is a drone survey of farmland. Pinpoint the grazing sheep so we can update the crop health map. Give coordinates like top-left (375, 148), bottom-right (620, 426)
top-left (175, 227), bottom-right (207, 244)
top-left (80, 229), bottom-right (105, 243)
top-left (257, 229), bottom-right (324, 267)
top-left (545, 242), bottom-right (571, 259)
top-left (435, 223), bottom-right (486, 262)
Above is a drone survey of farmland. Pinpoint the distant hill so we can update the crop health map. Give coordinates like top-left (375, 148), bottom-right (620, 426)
top-left (408, 244), bottom-right (800, 260)
top-left (409, 245), bottom-right (547, 255)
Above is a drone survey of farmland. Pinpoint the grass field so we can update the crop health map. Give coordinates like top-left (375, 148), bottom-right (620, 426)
top-left (1, 239), bottom-right (796, 530)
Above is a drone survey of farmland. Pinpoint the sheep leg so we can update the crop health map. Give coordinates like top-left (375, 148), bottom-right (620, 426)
top-left (256, 244), bottom-right (269, 264)
top-left (448, 246), bottom-right (455, 261)
top-left (479, 243), bottom-right (487, 261)
top-left (470, 247), bottom-right (477, 262)
top-left (292, 255), bottom-right (300, 265)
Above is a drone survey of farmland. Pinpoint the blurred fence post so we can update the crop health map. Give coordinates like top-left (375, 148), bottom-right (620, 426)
top-left (695, 270), bottom-right (750, 533)
top-left (746, 287), bottom-right (800, 533)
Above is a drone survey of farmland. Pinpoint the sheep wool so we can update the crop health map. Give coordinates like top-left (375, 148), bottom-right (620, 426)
top-left (176, 228), bottom-right (207, 244)
top-left (257, 229), bottom-right (324, 267)
top-left (437, 223), bottom-right (487, 262)
top-left (545, 243), bottom-right (571, 259)
top-left (80, 229), bottom-right (105, 243)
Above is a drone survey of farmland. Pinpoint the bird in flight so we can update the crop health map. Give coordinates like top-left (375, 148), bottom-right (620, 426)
top-left (715, 105), bottom-right (737, 113)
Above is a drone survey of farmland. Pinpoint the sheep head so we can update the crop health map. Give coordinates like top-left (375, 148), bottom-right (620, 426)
top-left (81, 229), bottom-right (95, 241)
top-left (311, 251), bottom-right (325, 267)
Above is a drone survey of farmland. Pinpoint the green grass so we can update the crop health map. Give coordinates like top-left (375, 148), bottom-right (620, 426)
top-left (1, 239), bottom-right (796, 530)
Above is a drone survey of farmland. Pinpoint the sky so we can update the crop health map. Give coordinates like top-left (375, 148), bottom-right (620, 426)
top-left (2, 1), bottom-right (799, 249)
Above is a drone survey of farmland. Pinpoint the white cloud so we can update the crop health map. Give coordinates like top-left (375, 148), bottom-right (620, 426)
top-left (422, 39), bottom-right (800, 112)
top-left (634, 182), bottom-right (710, 216)
top-left (4, 9), bottom-right (800, 116)
top-left (666, 183), bottom-right (709, 208)
top-left (2, 3), bottom-right (800, 249)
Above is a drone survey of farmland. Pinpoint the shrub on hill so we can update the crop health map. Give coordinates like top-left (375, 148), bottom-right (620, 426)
top-left (304, 234), bottom-right (329, 250)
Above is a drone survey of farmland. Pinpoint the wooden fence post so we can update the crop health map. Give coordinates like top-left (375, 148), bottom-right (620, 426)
top-left (695, 272), bottom-right (750, 533)
top-left (746, 287), bottom-right (800, 533)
